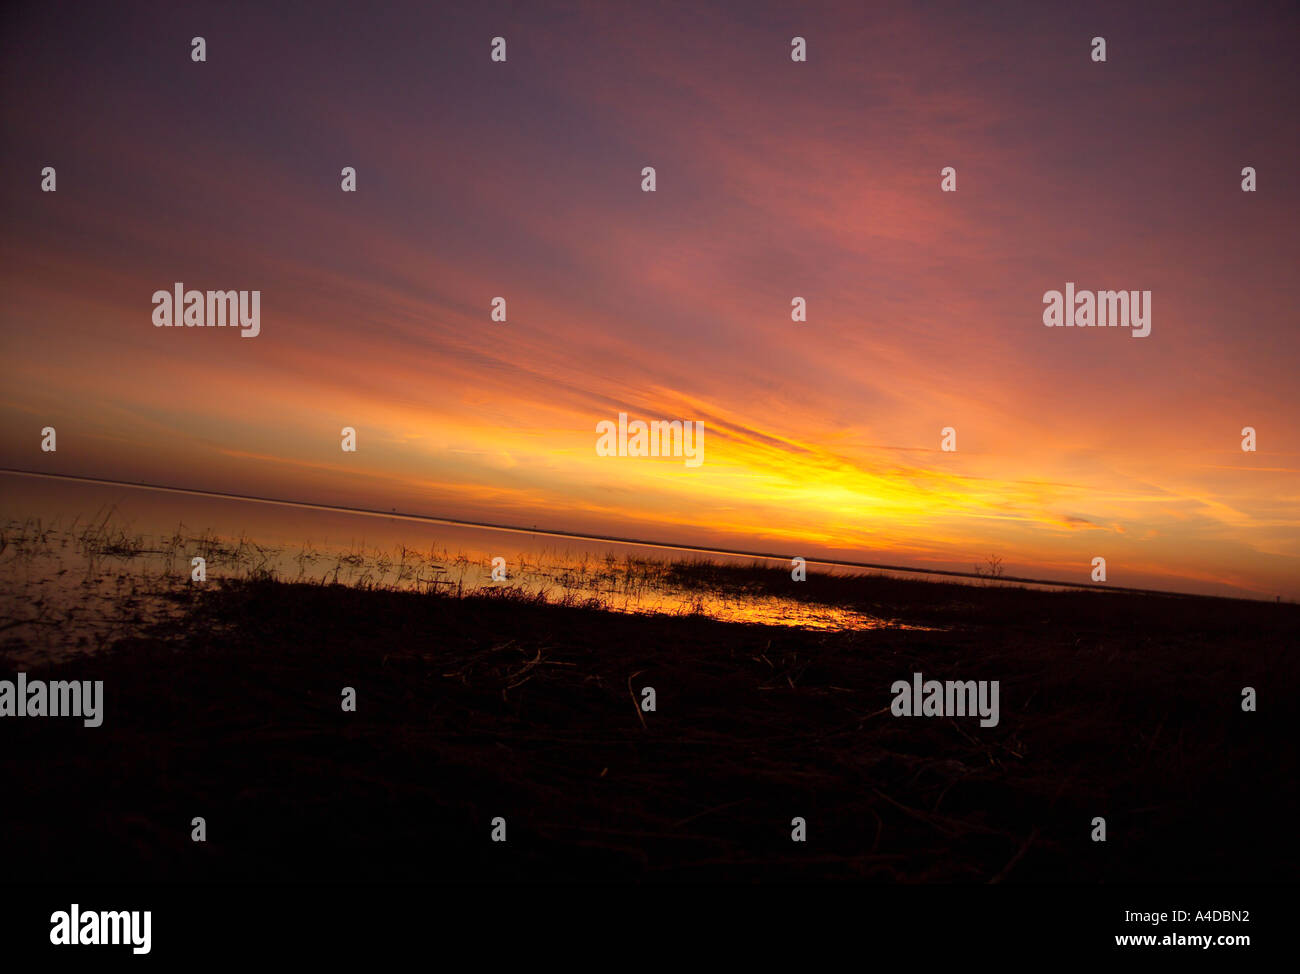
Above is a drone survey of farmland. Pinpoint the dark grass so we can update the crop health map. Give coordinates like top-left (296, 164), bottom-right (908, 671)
top-left (2, 570), bottom-right (1297, 883)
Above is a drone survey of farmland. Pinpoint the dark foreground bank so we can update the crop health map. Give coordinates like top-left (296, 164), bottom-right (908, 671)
top-left (2, 574), bottom-right (1297, 883)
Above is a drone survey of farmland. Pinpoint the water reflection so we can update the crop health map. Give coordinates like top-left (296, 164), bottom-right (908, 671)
top-left (1, 473), bottom-right (953, 661)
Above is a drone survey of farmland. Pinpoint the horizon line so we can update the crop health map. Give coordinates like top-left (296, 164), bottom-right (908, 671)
top-left (0, 467), bottom-right (1281, 604)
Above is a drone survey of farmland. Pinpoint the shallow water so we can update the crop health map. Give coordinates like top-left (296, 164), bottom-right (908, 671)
top-left (1, 471), bottom-right (1023, 660)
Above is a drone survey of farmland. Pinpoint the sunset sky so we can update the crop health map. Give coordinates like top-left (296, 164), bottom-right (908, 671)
top-left (2, 0), bottom-right (1297, 599)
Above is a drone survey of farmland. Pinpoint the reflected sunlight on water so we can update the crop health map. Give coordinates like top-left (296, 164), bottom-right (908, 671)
top-left (0, 472), bottom-right (969, 660)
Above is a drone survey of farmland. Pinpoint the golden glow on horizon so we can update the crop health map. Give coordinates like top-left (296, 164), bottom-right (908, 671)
top-left (1, 4), bottom-right (1296, 600)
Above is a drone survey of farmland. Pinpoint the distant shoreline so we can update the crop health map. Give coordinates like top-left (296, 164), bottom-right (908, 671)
top-left (0, 467), bottom-right (1271, 603)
